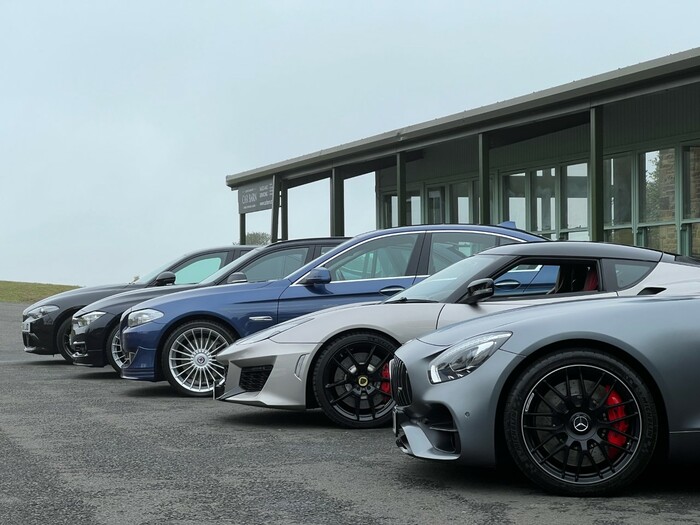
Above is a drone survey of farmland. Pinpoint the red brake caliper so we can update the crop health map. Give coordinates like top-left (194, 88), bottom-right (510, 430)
top-left (606, 389), bottom-right (628, 459)
top-left (380, 363), bottom-right (391, 395)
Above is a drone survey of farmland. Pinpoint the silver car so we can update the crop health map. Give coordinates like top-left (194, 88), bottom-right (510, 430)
top-left (215, 242), bottom-right (700, 429)
top-left (391, 294), bottom-right (700, 496)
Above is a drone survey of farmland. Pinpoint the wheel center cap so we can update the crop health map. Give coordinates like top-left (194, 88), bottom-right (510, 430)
top-left (571, 413), bottom-right (591, 434)
top-left (194, 353), bottom-right (209, 367)
top-left (357, 376), bottom-right (369, 387)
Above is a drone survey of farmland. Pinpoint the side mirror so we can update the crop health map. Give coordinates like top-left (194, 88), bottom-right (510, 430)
top-left (464, 278), bottom-right (494, 305)
top-left (154, 271), bottom-right (176, 286)
top-left (226, 272), bottom-right (248, 284)
top-left (300, 268), bottom-right (331, 285)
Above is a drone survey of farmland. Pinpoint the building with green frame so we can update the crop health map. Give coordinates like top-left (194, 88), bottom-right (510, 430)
top-left (226, 47), bottom-right (700, 257)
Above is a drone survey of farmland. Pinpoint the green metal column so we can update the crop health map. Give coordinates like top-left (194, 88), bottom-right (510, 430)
top-left (330, 168), bottom-right (345, 236)
top-left (478, 133), bottom-right (491, 224)
top-left (280, 179), bottom-right (288, 241)
top-left (397, 152), bottom-right (407, 226)
top-left (589, 107), bottom-right (605, 241)
top-left (270, 175), bottom-right (281, 243)
top-left (239, 212), bottom-right (246, 245)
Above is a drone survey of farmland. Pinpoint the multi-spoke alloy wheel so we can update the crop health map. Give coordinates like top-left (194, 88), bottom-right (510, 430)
top-left (313, 332), bottom-right (398, 429)
top-left (161, 320), bottom-right (236, 397)
top-left (504, 349), bottom-right (658, 496)
top-left (106, 325), bottom-right (127, 373)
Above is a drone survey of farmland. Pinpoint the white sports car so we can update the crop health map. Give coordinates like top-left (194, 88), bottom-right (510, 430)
top-left (215, 241), bottom-right (700, 428)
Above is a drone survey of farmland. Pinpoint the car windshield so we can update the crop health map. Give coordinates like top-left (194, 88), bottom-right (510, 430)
top-left (385, 254), bottom-right (503, 303)
top-left (198, 246), bottom-right (266, 285)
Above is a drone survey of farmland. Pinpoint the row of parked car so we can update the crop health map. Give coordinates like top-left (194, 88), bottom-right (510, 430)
top-left (21, 223), bottom-right (700, 496)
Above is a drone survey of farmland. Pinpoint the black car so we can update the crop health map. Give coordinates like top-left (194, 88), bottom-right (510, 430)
top-left (21, 245), bottom-right (256, 362)
top-left (70, 237), bottom-right (347, 372)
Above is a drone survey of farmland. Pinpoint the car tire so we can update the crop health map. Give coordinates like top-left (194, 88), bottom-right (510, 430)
top-left (312, 331), bottom-right (397, 429)
top-left (56, 317), bottom-right (74, 362)
top-left (503, 349), bottom-right (658, 496)
top-left (161, 320), bottom-right (236, 397)
top-left (105, 324), bottom-right (127, 373)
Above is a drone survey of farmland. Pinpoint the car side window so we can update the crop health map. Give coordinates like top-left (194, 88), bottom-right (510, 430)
top-left (493, 261), bottom-right (598, 297)
top-left (609, 260), bottom-right (655, 289)
top-left (172, 252), bottom-right (229, 284)
top-left (428, 232), bottom-right (501, 274)
top-left (240, 247), bottom-right (310, 282)
top-left (324, 234), bottom-right (420, 281)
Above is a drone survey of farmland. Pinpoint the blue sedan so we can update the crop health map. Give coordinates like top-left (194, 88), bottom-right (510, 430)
top-left (120, 224), bottom-right (545, 396)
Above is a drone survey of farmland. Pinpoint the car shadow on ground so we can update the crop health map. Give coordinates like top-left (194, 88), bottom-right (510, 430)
top-left (216, 408), bottom-right (342, 430)
top-left (68, 370), bottom-right (120, 380)
top-left (120, 384), bottom-right (179, 398)
top-left (19, 359), bottom-right (73, 366)
top-left (399, 460), bottom-right (700, 498)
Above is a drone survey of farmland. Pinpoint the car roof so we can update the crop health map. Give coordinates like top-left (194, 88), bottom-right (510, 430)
top-left (265, 236), bottom-right (349, 247)
top-left (477, 240), bottom-right (666, 261)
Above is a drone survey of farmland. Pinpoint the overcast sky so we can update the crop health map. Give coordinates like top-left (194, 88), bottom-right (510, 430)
top-left (2, 1), bottom-right (700, 286)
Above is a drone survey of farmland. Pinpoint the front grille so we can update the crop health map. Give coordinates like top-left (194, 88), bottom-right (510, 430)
top-left (390, 357), bottom-right (412, 407)
top-left (239, 365), bottom-right (273, 392)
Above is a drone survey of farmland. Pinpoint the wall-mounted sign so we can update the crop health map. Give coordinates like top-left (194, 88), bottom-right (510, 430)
top-left (238, 180), bottom-right (274, 213)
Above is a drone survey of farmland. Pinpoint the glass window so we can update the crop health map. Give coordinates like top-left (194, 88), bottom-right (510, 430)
top-left (241, 247), bottom-right (310, 282)
top-left (565, 163), bottom-right (588, 230)
top-left (533, 168), bottom-right (556, 233)
top-left (608, 260), bottom-right (655, 289)
top-left (690, 223), bottom-right (700, 258)
top-left (604, 156), bottom-right (633, 226)
top-left (427, 187), bottom-right (445, 224)
top-left (428, 231), bottom-right (501, 274)
top-left (324, 233), bottom-right (420, 281)
top-left (381, 191), bottom-right (421, 227)
top-left (450, 182), bottom-right (470, 223)
top-left (640, 149), bottom-right (675, 223)
top-left (503, 172), bottom-right (526, 229)
top-left (644, 224), bottom-right (677, 253)
top-left (172, 252), bottom-right (228, 284)
top-left (604, 228), bottom-right (634, 246)
top-left (684, 146), bottom-right (700, 219)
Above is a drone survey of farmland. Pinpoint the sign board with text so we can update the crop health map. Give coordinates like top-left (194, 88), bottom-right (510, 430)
top-left (238, 180), bottom-right (274, 213)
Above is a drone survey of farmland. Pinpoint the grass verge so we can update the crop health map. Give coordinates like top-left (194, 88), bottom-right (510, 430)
top-left (0, 280), bottom-right (80, 304)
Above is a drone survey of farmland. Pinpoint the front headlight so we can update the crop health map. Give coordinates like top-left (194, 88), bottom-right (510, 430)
top-left (25, 305), bottom-right (59, 320)
top-left (429, 331), bottom-right (511, 384)
top-left (73, 311), bottom-right (106, 328)
top-left (235, 317), bottom-right (314, 345)
top-left (127, 309), bottom-right (164, 328)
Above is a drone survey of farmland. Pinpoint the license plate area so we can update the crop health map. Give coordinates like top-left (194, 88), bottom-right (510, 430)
top-left (21, 321), bottom-right (32, 333)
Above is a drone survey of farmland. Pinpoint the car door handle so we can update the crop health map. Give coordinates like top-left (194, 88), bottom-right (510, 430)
top-left (379, 286), bottom-right (405, 296)
top-left (494, 280), bottom-right (521, 290)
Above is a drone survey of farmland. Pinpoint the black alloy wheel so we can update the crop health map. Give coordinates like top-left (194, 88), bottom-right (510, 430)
top-left (161, 320), bottom-right (236, 397)
top-left (105, 324), bottom-right (127, 373)
top-left (503, 349), bottom-right (658, 496)
top-left (312, 331), bottom-right (397, 429)
top-left (56, 317), bottom-right (75, 362)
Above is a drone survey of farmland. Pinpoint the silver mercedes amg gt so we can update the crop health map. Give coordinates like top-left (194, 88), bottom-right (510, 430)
top-left (215, 241), bottom-right (700, 429)
top-left (391, 294), bottom-right (700, 496)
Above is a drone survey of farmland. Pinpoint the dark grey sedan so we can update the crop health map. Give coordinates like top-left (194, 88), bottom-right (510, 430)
top-left (392, 294), bottom-right (700, 496)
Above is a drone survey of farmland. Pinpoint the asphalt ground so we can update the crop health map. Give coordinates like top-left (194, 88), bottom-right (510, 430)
top-left (2, 302), bottom-right (700, 525)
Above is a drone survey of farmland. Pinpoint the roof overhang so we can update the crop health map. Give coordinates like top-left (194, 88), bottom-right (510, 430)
top-left (227, 47), bottom-right (700, 190)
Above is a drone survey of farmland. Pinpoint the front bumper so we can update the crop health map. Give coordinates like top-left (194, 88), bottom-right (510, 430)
top-left (216, 339), bottom-right (318, 409)
top-left (119, 323), bottom-right (165, 381)
top-left (392, 346), bottom-right (522, 467)
top-left (70, 315), bottom-right (115, 367)
top-left (21, 316), bottom-right (55, 354)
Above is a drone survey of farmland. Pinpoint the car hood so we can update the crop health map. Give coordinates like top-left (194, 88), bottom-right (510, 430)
top-left (74, 284), bottom-right (200, 316)
top-left (23, 283), bottom-right (135, 314)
